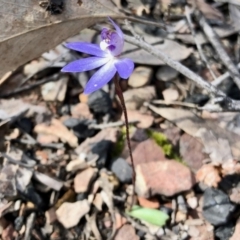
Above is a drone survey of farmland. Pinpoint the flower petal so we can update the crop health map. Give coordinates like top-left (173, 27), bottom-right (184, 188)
top-left (108, 17), bottom-right (124, 39)
top-left (114, 58), bottom-right (134, 79)
top-left (65, 42), bottom-right (108, 57)
top-left (84, 61), bottom-right (116, 94)
top-left (61, 57), bottom-right (109, 72)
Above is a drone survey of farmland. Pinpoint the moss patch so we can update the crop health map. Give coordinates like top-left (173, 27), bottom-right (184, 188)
top-left (111, 128), bottom-right (126, 158)
top-left (147, 130), bottom-right (184, 164)
top-left (111, 126), bottom-right (135, 158)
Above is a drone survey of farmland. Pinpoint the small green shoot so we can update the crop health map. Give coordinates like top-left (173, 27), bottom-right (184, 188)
top-left (126, 205), bottom-right (169, 227)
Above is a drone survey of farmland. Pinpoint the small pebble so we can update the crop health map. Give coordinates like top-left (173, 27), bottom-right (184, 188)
top-left (14, 216), bottom-right (24, 231)
top-left (181, 231), bottom-right (189, 240)
top-left (156, 227), bottom-right (164, 237)
top-left (87, 89), bottom-right (112, 115)
top-left (110, 158), bottom-right (133, 183)
top-left (136, 230), bottom-right (145, 238)
top-left (128, 66), bottom-right (153, 88)
top-left (76, 192), bottom-right (87, 201)
top-left (156, 65), bottom-right (179, 81)
top-left (162, 88), bottom-right (179, 102)
top-left (177, 195), bottom-right (187, 213)
top-left (175, 211), bottom-right (187, 223)
top-left (187, 196), bottom-right (198, 209)
top-left (215, 222), bottom-right (234, 240)
top-left (188, 225), bottom-right (200, 237)
top-left (185, 219), bottom-right (204, 226)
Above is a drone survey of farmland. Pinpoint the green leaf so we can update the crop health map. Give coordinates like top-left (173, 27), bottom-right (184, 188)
top-left (126, 205), bottom-right (169, 226)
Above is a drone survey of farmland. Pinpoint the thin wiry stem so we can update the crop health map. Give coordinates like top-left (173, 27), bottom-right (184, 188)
top-left (114, 75), bottom-right (135, 209)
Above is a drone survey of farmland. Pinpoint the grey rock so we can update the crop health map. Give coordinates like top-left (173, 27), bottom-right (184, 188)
top-left (202, 188), bottom-right (236, 226)
top-left (110, 158), bottom-right (133, 183)
top-left (215, 222), bottom-right (234, 240)
top-left (156, 66), bottom-right (179, 82)
top-left (63, 118), bottom-right (96, 138)
top-left (88, 89), bottom-right (112, 115)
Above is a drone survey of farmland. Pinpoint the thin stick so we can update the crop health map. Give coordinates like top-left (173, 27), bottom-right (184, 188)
top-left (114, 75), bottom-right (135, 209)
top-left (151, 99), bottom-right (198, 108)
top-left (212, 62), bottom-right (240, 86)
top-left (0, 74), bottom-right (60, 98)
top-left (185, 6), bottom-right (216, 80)
top-left (198, 12), bottom-right (240, 90)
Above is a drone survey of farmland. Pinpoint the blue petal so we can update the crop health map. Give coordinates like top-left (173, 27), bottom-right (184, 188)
top-left (114, 58), bottom-right (134, 79)
top-left (108, 17), bottom-right (124, 39)
top-left (84, 61), bottom-right (116, 94)
top-left (61, 57), bottom-right (109, 72)
top-left (65, 42), bottom-right (108, 57)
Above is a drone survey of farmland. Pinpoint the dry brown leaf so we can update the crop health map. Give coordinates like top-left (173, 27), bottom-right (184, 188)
top-left (86, 212), bottom-right (102, 240)
top-left (175, 25), bottom-right (240, 45)
top-left (15, 167), bottom-right (33, 192)
top-left (221, 160), bottom-right (240, 176)
top-left (0, 99), bottom-right (30, 122)
top-left (0, 164), bottom-right (18, 198)
top-left (33, 171), bottom-right (63, 191)
top-left (115, 224), bottom-right (140, 240)
top-left (121, 110), bottom-right (153, 129)
top-left (56, 200), bottom-right (90, 229)
top-left (93, 193), bottom-right (103, 211)
top-left (195, 128), bottom-right (233, 165)
top-left (138, 197), bottom-right (160, 209)
top-left (34, 118), bottom-right (78, 147)
top-left (123, 38), bottom-right (193, 65)
top-left (229, 3), bottom-right (240, 27)
top-left (1, 223), bottom-right (18, 240)
top-left (41, 75), bottom-right (69, 102)
top-left (71, 102), bottom-right (93, 119)
top-left (75, 128), bottom-right (118, 163)
top-left (74, 167), bottom-right (97, 193)
top-left (45, 207), bottom-right (58, 224)
top-left (123, 86), bottom-right (156, 110)
top-left (195, 0), bottom-right (223, 21)
top-left (0, 201), bottom-right (13, 218)
top-left (114, 212), bottom-right (127, 230)
top-left (0, 0), bottom-right (120, 78)
top-left (196, 165), bottom-right (221, 188)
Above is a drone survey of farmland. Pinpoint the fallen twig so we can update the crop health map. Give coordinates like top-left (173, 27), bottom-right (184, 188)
top-left (89, 120), bottom-right (139, 129)
top-left (151, 100), bottom-right (198, 108)
top-left (197, 12), bottom-right (240, 90)
top-left (185, 6), bottom-right (217, 80)
top-left (0, 74), bottom-right (60, 98)
top-left (212, 62), bottom-right (240, 86)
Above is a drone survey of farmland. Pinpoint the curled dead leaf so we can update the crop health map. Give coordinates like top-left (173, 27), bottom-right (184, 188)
top-left (196, 165), bottom-right (221, 188)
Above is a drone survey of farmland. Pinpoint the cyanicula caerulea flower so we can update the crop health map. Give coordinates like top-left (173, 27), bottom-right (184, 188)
top-left (61, 17), bottom-right (134, 94)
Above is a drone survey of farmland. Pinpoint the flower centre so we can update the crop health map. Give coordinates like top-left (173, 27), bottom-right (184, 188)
top-left (100, 27), bottom-right (124, 57)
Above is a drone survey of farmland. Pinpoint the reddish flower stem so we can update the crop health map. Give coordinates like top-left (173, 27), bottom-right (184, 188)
top-left (114, 75), bottom-right (135, 209)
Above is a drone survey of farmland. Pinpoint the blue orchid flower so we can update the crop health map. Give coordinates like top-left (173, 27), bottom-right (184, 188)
top-left (61, 17), bottom-right (134, 94)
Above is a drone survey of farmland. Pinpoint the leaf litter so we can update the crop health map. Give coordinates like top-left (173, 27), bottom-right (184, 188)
top-left (1, 0), bottom-right (240, 239)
